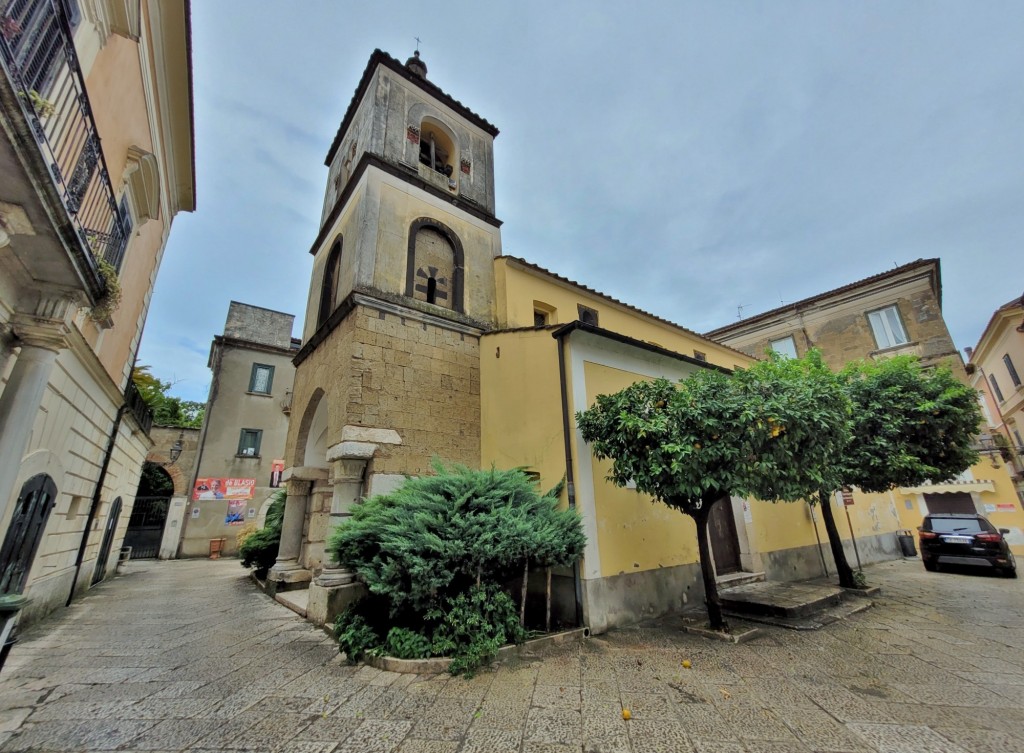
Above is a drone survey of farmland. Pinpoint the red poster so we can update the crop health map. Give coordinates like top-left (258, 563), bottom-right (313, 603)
top-left (193, 477), bottom-right (256, 501)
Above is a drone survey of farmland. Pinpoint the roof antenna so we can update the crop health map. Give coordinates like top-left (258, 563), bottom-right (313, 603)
top-left (737, 304), bottom-right (751, 320)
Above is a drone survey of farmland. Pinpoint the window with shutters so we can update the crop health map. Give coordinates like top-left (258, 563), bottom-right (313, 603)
top-left (238, 429), bottom-right (262, 457)
top-left (249, 364), bottom-right (274, 394)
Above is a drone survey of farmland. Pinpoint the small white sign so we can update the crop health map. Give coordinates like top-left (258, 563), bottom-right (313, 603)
top-left (984, 504), bottom-right (997, 513)
top-left (191, 508), bottom-right (200, 519)
top-left (248, 507), bottom-right (256, 518)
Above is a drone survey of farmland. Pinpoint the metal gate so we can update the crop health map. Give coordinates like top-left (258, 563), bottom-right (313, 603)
top-left (0, 474), bottom-right (57, 594)
top-left (123, 496), bottom-right (170, 560)
top-left (92, 496), bottom-right (122, 584)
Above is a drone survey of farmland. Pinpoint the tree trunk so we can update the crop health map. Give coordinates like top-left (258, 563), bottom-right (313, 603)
top-left (818, 489), bottom-right (857, 589)
top-left (545, 567), bottom-right (552, 633)
top-left (694, 505), bottom-right (728, 632)
top-left (520, 559), bottom-right (529, 627)
top-left (476, 566), bottom-right (481, 587)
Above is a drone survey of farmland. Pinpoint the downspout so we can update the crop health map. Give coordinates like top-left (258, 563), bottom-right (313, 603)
top-left (555, 330), bottom-right (585, 627)
top-left (67, 403), bottom-right (128, 606)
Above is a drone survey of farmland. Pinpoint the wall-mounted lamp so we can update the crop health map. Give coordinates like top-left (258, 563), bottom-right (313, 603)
top-left (167, 432), bottom-right (184, 465)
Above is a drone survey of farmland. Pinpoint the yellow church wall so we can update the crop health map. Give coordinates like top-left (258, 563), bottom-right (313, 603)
top-left (581, 361), bottom-right (701, 579)
top-left (495, 258), bottom-right (750, 371)
top-left (479, 328), bottom-right (565, 482)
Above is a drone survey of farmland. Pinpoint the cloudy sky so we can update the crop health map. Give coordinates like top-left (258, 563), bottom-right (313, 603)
top-left (140, 1), bottom-right (1024, 402)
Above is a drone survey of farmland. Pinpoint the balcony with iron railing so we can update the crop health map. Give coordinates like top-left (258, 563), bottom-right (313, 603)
top-left (0, 0), bottom-right (130, 275)
top-left (123, 378), bottom-right (153, 436)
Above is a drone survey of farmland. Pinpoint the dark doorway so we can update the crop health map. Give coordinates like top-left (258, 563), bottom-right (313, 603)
top-left (709, 496), bottom-right (742, 576)
top-left (0, 474), bottom-right (58, 595)
top-left (123, 497), bottom-right (169, 559)
top-left (924, 492), bottom-right (976, 515)
top-left (124, 463), bottom-right (173, 559)
top-left (92, 496), bottom-right (122, 584)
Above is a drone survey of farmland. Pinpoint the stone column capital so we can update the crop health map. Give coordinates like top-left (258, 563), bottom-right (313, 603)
top-left (11, 298), bottom-right (75, 352)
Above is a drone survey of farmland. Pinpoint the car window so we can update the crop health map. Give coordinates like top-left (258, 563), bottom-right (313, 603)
top-left (929, 518), bottom-right (985, 534)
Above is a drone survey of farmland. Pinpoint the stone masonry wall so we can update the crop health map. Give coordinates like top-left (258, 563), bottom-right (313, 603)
top-left (288, 301), bottom-right (481, 477)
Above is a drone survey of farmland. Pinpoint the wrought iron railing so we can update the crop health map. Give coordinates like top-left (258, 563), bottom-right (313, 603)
top-left (124, 379), bottom-right (153, 436)
top-left (0, 0), bottom-right (129, 271)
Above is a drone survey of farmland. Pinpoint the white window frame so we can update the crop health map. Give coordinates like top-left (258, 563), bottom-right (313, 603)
top-left (867, 306), bottom-right (909, 349)
top-left (769, 336), bottom-right (798, 359)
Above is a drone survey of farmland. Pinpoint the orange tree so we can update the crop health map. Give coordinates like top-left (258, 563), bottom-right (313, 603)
top-left (576, 352), bottom-right (850, 631)
top-left (818, 356), bottom-right (983, 588)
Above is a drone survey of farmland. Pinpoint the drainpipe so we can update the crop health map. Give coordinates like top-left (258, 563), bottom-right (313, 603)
top-left (555, 330), bottom-right (585, 627)
top-left (67, 403), bottom-right (128, 605)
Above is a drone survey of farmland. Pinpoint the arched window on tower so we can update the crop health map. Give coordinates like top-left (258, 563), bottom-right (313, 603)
top-left (317, 237), bottom-right (343, 328)
top-left (418, 120), bottom-right (455, 178)
top-left (406, 219), bottom-right (464, 313)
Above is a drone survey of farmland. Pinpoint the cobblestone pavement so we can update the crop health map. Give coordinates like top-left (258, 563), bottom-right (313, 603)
top-left (2, 558), bottom-right (1023, 753)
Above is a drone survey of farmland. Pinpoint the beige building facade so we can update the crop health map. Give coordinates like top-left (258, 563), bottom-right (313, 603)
top-left (0, 0), bottom-right (194, 629)
top-left (707, 259), bottom-right (1024, 566)
top-left (178, 303), bottom-right (298, 558)
top-left (966, 295), bottom-right (1024, 502)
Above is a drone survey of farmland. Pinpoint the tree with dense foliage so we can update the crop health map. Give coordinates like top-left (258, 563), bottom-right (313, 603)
top-left (817, 356), bottom-right (983, 588)
top-left (328, 462), bottom-right (585, 674)
top-left (576, 352), bottom-right (851, 631)
top-left (131, 365), bottom-right (205, 428)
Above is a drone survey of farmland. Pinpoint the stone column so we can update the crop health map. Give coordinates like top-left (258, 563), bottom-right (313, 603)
top-left (267, 477), bottom-right (312, 589)
top-left (0, 306), bottom-right (70, 525)
top-left (314, 458), bottom-right (367, 587)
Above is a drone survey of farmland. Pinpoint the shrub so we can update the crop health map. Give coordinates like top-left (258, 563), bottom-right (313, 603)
top-left (384, 628), bottom-right (432, 660)
top-left (428, 584), bottom-right (526, 676)
top-left (334, 608), bottom-right (382, 663)
top-left (239, 490), bottom-right (285, 577)
top-left (327, 462), bottom-right (585, 675)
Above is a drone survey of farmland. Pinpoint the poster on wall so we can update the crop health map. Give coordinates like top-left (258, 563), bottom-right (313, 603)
top-left (225, 499), bottom-right (247, 525)
top-left (270, 460), bottom-right (284, 488)
top-left (193, 478), bottom-right (256, 501)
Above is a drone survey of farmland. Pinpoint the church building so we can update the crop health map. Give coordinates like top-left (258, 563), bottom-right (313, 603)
top-left (272, 50), bottom-right (1024, 633)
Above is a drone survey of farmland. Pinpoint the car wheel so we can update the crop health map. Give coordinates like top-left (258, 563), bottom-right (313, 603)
top-left (1004, 567), bottom-right (1018, 579)
top-left (923, 560), bottom-right (937, 572)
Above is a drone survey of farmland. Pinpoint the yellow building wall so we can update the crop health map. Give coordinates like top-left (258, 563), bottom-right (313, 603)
top-left (495, 259), bottom-right (749, 371)
top-left (581, 362), bottom-right (701, 578)
top-left (479, 329), bottom-right (564, 480)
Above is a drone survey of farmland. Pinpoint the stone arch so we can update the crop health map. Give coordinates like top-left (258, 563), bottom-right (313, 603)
top-left (405, 218), bottom-right (465, 314)
top-left (295, 388), bottom-right (329, 468)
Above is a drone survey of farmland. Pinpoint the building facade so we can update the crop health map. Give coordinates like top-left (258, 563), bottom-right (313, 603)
top-left (707, 260), bottom-right (1024, 567)
top-left (0, 0), bottom-right (194, 627)
top-left (966, 295), bottom-right (1024, 502)
top-left (178, 302), bottom-right (298, 558)
top-left (276, 50), bottom-right (1023, 635)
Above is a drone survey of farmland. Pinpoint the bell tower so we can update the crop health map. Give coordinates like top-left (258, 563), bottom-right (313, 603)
top-left (275, 50), bottom-right (502, 603)
top-left (306, 49), bottom-right (501, 334)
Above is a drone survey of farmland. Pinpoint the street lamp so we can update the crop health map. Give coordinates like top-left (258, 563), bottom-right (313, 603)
top-left (168, 432), bottom-right (184, 465)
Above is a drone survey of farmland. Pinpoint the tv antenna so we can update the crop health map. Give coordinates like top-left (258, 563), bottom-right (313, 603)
top-left (737, 304), bottom-right (752, 320)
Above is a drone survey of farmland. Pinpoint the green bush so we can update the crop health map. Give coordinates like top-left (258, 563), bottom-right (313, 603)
top-left (428, 584), bottom-right (526, 676)
top-left (239, 490), bottom-right (285, 577)
top-left (326, 462), bottom-right (585, 675)
top-left (334, 608), bottom-right (382, 663)
top-left (384, 627), bottom-right (432, 660)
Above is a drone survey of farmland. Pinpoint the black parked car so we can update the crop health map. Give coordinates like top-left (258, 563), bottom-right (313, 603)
top-left (919, 513), bottom-right (1017, 578)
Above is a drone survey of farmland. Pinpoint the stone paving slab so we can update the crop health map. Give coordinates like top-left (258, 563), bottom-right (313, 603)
top-left (1, 558), bottom-right (1023, 752)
